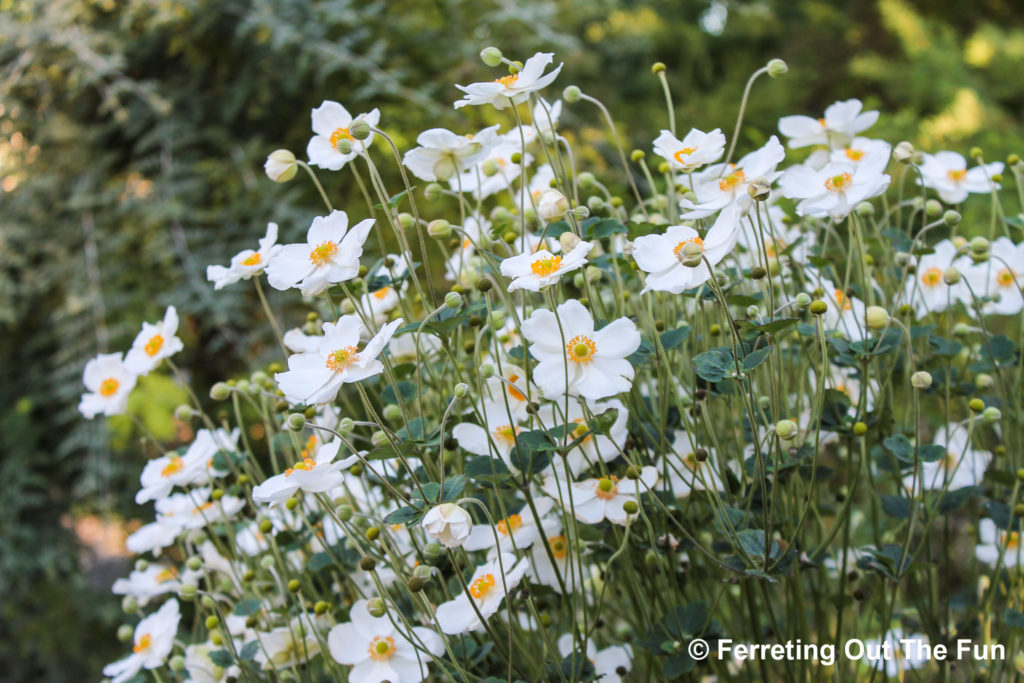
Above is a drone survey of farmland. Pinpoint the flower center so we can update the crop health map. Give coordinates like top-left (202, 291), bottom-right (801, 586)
top-left (566, 335), bottom-right (597, 364)
top-left (191, 501), bottom-right (215, 515)
top-left (1003, 531), bottom-right (1021, 550)
top-left (921, 267), bottom-right (943, 287)
top-left (673, 147), bottom-right (698, 164)
top-left (549, 534), bottom-right (568, 558)
top-left (241, 252), bottom-right (262, 266)
top-left (825, 172), bottom-right (853, 192)
top-left (673, 236), bottom-right (704, 256)
top-left (595, 475), bottom-right (620, 500)
top-left (496, 514), bottom-right (523, 535)
top-left (941, 452), bottom-right (957, 470)
top-left (99, 378), bottom-right (120, 397)
top-left (144, 334), bottom-right (164, 357)
top-left (325, 346), bottom-right (360, 373)
top-left (818, 117), bottom-right (827, 127)
top-left (494, 74), bottom-right (518, 87)
top-left (492, 424), bottom-right (519, 445)
top-left (684, 452), bottom-right (701, 469)
top-left (718, 169), bottom-right (746, 192)
top-left (133, 633), bottom-right (152, 654)
top-left (368, 636), bottom-right (396, 662)
top-left (469, 573), bottom-right (497, 600)
top-left (844, 148), bottom-right (865, 161)
top-left (161, 456), bottom-right (184, 478)
top-left (330, 127), bottom-right (353, 148)
top-left (372, 286), bottom-right (391, 300)
top-left (571, 419), bottom-right (591, 443)
top-left (506, 373), bottom-right (526, 402)
top-left (834, 288), bottom-right (852, 311)
top-left (155, 566), bottom-right (178, 583)
top-left (947, 169), bottom-right (967, 183)
top-left (997, 268), bottom-right (1016, 288)
top-left (530, 254), bottom-right (563, 278)
top-left (285, 457), bottom-right (316, 477)
top-left (309, 241), bottom-right (339, 267)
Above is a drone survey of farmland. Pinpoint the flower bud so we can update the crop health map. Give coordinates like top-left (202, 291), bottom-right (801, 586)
top-left (855, 201), bottom-right (874, 216)
top-left (925, 199), bottom-right (943, 218)
top-left (407, 576), bottom-right (425, 592)
top-left (940, 267), bottom-right (961, 286)
top-left (422, 503), bottom-right (473, 548)
top-left (480, 46), bottom-right (503, 67)
top-left (205, 616), bottom-right (220, 630)
top-left (179, 583), bottom-right (198, 601)
top-left (314, 600), bottom-right (330, 615)
top-left (865, 305), bottom-right (889, 330)
top-left (747, 177), bottom-right (771, 201)
top-left (349, 119), bottom-right (371, 140)
top-left (853, 421), bottom-right (868, 436)
top-left (572, 205), bottom-right (590, 221)
top-left (359, 556), bottom-right (377, 571)
top-left (479, 363), bottom-right (495, 379)
top-left (169, 655), bottom-right (186, 672)
top-left (259, 556), bottom-right (275, 569)
top-left (336, 138), bottom-right (353, 155)
top-left (766, 58), bottom-right (788, 77)
top-left (983, 406), bottom-right (1001, 424)
top-left (264, 149), bottom-right (297, 182)
top-left (970, 236), bottom-right (989, 255)
top-left (173, 404), bottom-right (194, 422)
top-left (809, 299), bottom-right (828, 316)
top-left (424, 183), bottom-right (443, 201)
top-left (651, 62), bottom-right (667, 74)
top-left (622, 500), bottom-right (639, 515)
top-left (942, 209), bottom-right (961, 227)
top-left (121, 596), bottom-right (139, 614)
top-left (427, 219), bottom-right (451, 239)
top-left (774, 419), bottom-right (798, 441)
top-left (679, 241), bottom-right (704, 267)
top-left (976, 373), bottom-right (993, 390)
top-left (287, 413), bottom-right (306, 430)
top-left (117, 624), bottom-right (134, 642)
top-left (186, 556), bottom-right (203, 571)
top-left (445, 291), bottom-right (463, 309)
top-left (336, 505), bottom-right (353, 522)
top-left (911, 371), bottom-right (932, 390)
top-left (371, 430), bottom-right (389, 448)
top-left (209, 382), bottom-right (231, 401)
top-left (285, 497), bottom-right (299, 510)
top-left (893, 141), bottom-right (915, 163)
top-left (413, 564), bottom-right (433, 581)
top-left (287, 579), bottom-right (301, 593)
top-left (453, 383), bottom-right (469, 400)
top-left (382, 404), bottom-right (402, 422)
top-left (745, 305), bottom-right (760, 318)
top-left (562, 85), bottom-right (581, 103)
top-left (538, 189), bottom-right (570, 222)
top-left (795, 292), bottom-right (811, 308)
top-left (367, 597), bottom-right (387, 618)
top-left (969, 398), bottom-right (985, 413)
top-left (338, 417), bottom-right (355, 433)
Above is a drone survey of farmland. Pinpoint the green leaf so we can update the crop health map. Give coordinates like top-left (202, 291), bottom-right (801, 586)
top-left (881, 495), bottom-right (911, 518)
top-left (440, 475), bottom-right (467, 502)
top-left (240, 641), bottom-right (259, 662)
top-left (937, 486), bottom-right (980, 514)
top-left (755, 317), bottom-right (799, 335)
top-left (883, 434), bottom-right (914, 463)
top-left (233, 599), bottom-right (263, 616)
top-left (397, 417), bottom-right (428, 441)
top-left (742, 344), bottom-right (773, 372)
top-left (209, 649), bottom-right (234, 668)
top-left (464, 456), bottom-right (511, 480)
top-left (585, 218), bottom-right (628, 239)
top-left (662, 602), bottom-right (708, 637)
top-left (384, 506), bottom-right (424, 525)
top-left (659, 325), bottom-right (691, 350)
top-left (382, 381), bottom-right (418, 404)
top-left (928, 334), bottom-right (962, 358)
top-left (309, 552), bottom-right (333, 571)
top-left (662, 652), bottom-right (696, 678)
top-left (693, 347), bottom-right (734, 382)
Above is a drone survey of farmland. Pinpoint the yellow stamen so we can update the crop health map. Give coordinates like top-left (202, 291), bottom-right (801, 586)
top-left (99, 378), bottom-right (120, 397)
top-left (718, 169), bottom-right (746, 192)
top-left (825, 172), bottom-right (853, 192)
top-left (834, 289), bottom-right (852, 311)
top-left (284, 457), bottom-right (316, 477)
top-left (595, 475), bottom-right (620, 500)
top-left (530, 255), bottom-right (563, 278)
top-left (844, 148), bottom-right (865, 161)
top-left (492, 424), bottom-right (518, 445)
top-left (469, 573), bottom-right (496, 599)
top-left (368, 636), bottom-right (396, 662)
top-left (947, 169), bottom-right (967, 182)
top-left (325, 346), bottom-right (359, 373)
top-left (549, 534), bottom-right (568, 559)
top-left (566, 335), bottom-right (596, 364)
top-left (144, 334), bottom-right (164, 357)
top-left (673, 236), bottom-right (704, 256)
top-left (308, 241), bottom-right (338, 267)
top-left (921, 267), bottom-right (943, 287)
top-left (161, 456), bottom-right (184, 478)
top-left (155, 567), bottom-right (179, 583)
top-left (997, 269), bottom-right (1015, 288)
top-left (673, 147), bottom-right (698, 164)
top-left (133, 634), bottom-right (152, 653)
top-left (496, 514), bottom-right (523, 535)
top-left (330, 127), bottom-right (353, 148)
top-left (241, 252), bottom-right (261, 266)
top-left (494, 74), bottom-right (518, 87)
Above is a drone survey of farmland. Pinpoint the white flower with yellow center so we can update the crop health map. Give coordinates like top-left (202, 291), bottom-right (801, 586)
top-left (521, 299), bottom-right (641, 401)
top-left (778, 99), bottom-right (879, 149)
top-left (482, 364), bottom-right (532, 422)
top-left (306, 100), bottom-right (381, 171)
top-left (632, 205), bottom-right (740, 294)
top-left (206, 222), bottom-right (282, 289)
top-left (653, 127), bottom-right (726, 172)
top-left (327, 599), bottom-right (443, 683)
top-left (454, 52), bottom-right (563, 110)
top-left (111, 564), bottom-right (187, 607)
top-left (917, 151), bottom-right (1003, 204)
top-left (403, 124), bottom-right (499, 181)
top-left (254, 614), bottom-right (328, 670)
top-left (78, 352), bottom-right (137, 419)
top-left (902, 424), bottom-right (991, 493)
top-left (275, 316), bottom-right (402, 405)
top-left (804, 270), bottom-right (869, 341)
top-left (975, 518), bottom-right (1023, 568)
top-left (543, 466), bottom-right (658, 526)
top-left (449, 138), bottom-right (533, 200)
top-left (658, 431), bottom-right (725, 498)
top-left (135, 427), bottom-right (239, 504)
top-left (463, 498), bottom-right (555, 554)
top-left (124, 306), bottom-right (185, 376)
top-left (359, 252), bottom-right (410, 323)
top-left (532, 96), bottom-right (562, 136)
top-left (779, 156), bottom-right (890, 219)
top-left (901, 239), bottom-right (969, 318)
top-left (452, 398), bottom-right (527, 470)
top-left (266, 210), bottom-right (373, 296)
top-left (680, 136), bottom-right (785, 219)
top-left (828, 136), bottom-right (891, 167)
top-left (435, 553), bottom-right (528, 634)
top-left (968, 236), bottom-right (1024, 316)
top-left (500, 240), bottom-right (592, 292)
top-left (153, 487), bottom-right (245, 531)
top-left (252, 437), bottom-right (355, 506)
top-left (557, 634), bottom-right (633, 683)
top-left (538, 398), bottom-right (628, 477)
top-left (102, 599), bottom-right (181, 683)
top-left (529, 518), bottom-right (581, 592)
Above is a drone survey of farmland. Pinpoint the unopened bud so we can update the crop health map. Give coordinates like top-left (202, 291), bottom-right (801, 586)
top-left (210, 382), bottom-right (231, 401)
top-left (427, 219), bottom-right (451, 239)
top-left (336, 138), bottom-right (353, 155)
top-left (453, 383), bottom-right (469, 399)
top-left (775, 419), bottom-right (798, 441)
top-left (572, 205), bottom-right (590, 221)
top-left (538, 189), bottom-right (569, 222)
top-left (264, 149), bottom-right (297, 182)
top-left (445, 291), bottom-right (463, 309)
top-left (349, 119), bottom-right (371, 141)
top-left (865, 306), bottom-right (889, 330)
top-left (287, 413), bottom-right (306, 430)
top-left (424, 183), bottom-right (443, 201)
top-left (809, 299), bottom-right (828, 316)
top-left (911, 371), bottom-right (932, 390)
top-left (893, 141), bottom-right (915, 163)
top-left (970, 236), bottom-right (990, 255)
top-left (855, 201), bottom-right (874, 216)
top-left (943, 267), bottom-right (961, 285)
top-left (766, 58), bottom-right (788, 77)
top-left (367, 597), bottom-right (387, 618)
top-left (117, 624), bottom-right (134, 642)
top-left (651, 62), bottom-right (667, 74)
top-left (983, 406), bottom-right (1001, 424)
top-left (747, 178), bottom-right (771, 201)
top-left (121, 596), bottom-right (139, 614)
top-left (679, 241), bottom-right (704, 267)
top-left (943, 210), bottom-right (961, 227)
top-left (371, 431), bottom-right (389, 448)
top-left (795, 292), bottom-right (811, 308)
top-left (969, 398), bottom-right (985, 413)
top-left (562, 85), bottom-right (581, 103)
top-left (925, 199), bottom-right (943, 218)
top-left (480, 47), bottom-right (503, 67)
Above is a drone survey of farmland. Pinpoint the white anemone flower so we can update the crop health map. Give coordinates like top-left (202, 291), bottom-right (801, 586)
top-left (463, 498), bottom-right (555, 554)
top-left (778, 99), bottom-right (879, 149)
top-left (902, 424), bottom-right (991, 492)
top-left (532, 97), bottom-right (562, 135)
top-left (328, 599), bottom-right (443, 683)
top-left (275, 317), bottom-right (402, 405)
top-left (779, 156), bottom-right (890, 219)
top-left (78, 352), bottom-right (137, 419)
top-left (306, 100), bottom-right (381, 171)
top-left (521, 299), bottom-right (641, 401)
top-left (967, 236), bottom-right (1024, 316)
top-left (254, 615), bottom-right (328, 670)
top-left (102, 599), bottom-right (181, 683)
top-left (500, 240), bottom-right (592, 292)
top-left (543, 466), bottom-right (658, 526)
top-left (283, 327), bottom-right (321, 354)
top-left (829, 137), bottom-right (891, 168)
top-left (452, 398), bottom-right (526, 470)
top-left (449, 138), bottom-right (533, 200)
top-left (252, 438), bottom-right (354, 506)
top-left (633, 205), bottom-right (741, 294)
top-left (482, 364), bottom-right (532, 422)
top-left (266, 210), bottom-right (373, 296)
top-left (124, 305), bottom-right (185, 375)
top-left (135, 427), bottom-right (238, 504)
top-left (206, 222), bottom-right (282, 289)
top-left (529, 519), bottom-right (581, 592)
top-left (435, 553), bottom-right (528, 634)
top-left (454, 52), bottom-right (563, 110)
top-left (538, 398), bottom-right (629, 477)
top-left (403, 125), bottom-right (499, 181)
top-left (681, 136), bottom-right (785, 219)
top-left (653, 127), bottom-right (726, 172)
top-left (975, 519), bottom-right (1023, 568)
top-left (422, 503), bottom-right (473, 548)
top-left (917, 151), bottom-right (1003, 204)
top-left (557, 634), bottom-right (633, 683)
top-left (111, 565), bottom-right (186, 607)
top-left (901, 239), bottom-right (970, 318)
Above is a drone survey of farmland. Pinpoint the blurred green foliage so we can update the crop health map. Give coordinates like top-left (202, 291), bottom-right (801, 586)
top-left (1, 0), bottom-right (1022, 677)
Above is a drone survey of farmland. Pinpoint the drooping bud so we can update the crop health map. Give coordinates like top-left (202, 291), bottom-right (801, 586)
top-left (445, 291), bottom-right (463, 309)
top-left (766, 58), bottom-right (788, 78)
top-left (349, 119), bottom-right (371, 140)
top-left (893, 141), bottom-right (915, 163)
top-left (427, 219), bottom-right (451, 239)
top-left (911, 371), bottom-right (932, 390)
top-left (264, 149), bottom-right (297, 182)
top-left (865, 305), bottom-right (890, 330)
top-left (537, 189), bottom-right (570, 222)
top-left (562, 85), bottom-right (582, 103)
top-left (774, 419), bottom-right (799, 441)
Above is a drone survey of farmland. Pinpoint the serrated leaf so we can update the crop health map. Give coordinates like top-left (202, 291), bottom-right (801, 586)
top-left (883, 434), bottom-right (914, 463)
top-left (240, 640), bottom-right (259, 661)
top-left (693, 347), bottom-right (734, 382)
top-left (742, 345), bottom-right (773, 372)
top-left (440, 474), bottom-right (467, 502)
top-left (384, 506), bottom-right (424, 525)
top-left (659, 325), bottom-right (691, 350)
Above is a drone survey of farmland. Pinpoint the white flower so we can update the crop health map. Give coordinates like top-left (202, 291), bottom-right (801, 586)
top-left (403, 125), bottom-right (499, 181)
top-left (653, 128), bottom-right (726, 172)
top-left (206, 222), bottom-right (282, 289)
top-left (633, 205), bottom-right (740, 293)
top-left (536, 188), bottom-right (569, 222)
top-left (901, 239), bottom-right (969, 318)
top-left (254, 615), bottom-right (327, 670)
top-left (500, 240), bottom-right (591, 292)
top-left (861, 629), bottom-right (929, 678)
top-left (184, 642), bottom-right (239, 683)
top-left (435, 553), bottom-right (528, 634)
top-left (975, 518), bottom-right (1023, 568)
top-left (111, 565), bottom-right (185, 607)
top-left (283, 327), bottom-right (321, 353)
top-left (681, 136), bottom-right (785, 219)
top-left (327, 599), bottom-right (443, 683)
top-left (521, 299), bottom-right (641, 400)
top-left (529, 519), bottom-right (579, 592)
top-left (482, 364), bottom-right (532, 422)
top-left (917, 151), bottom-right (1003, 204)
top-left (455, 52), bottom-right (563, 110)
top-left (124, 306), bottom-right (185, 375)
top-left (275, 317), bottom-right (402, 405)
top-left (778, 99), bottom-right (879, 149)
top-left (452, 398), bottom-right (526, 470)
top-left (543, 466), bottom-right (658, 526)
top-left (538, 398), bottom-right (628, 476)
top-left (266, 210), bottom-right (373, 296)
top-left (78, 352), bottom-right (137, 419)
top-left (252, 438), bottom-right (354, 506)
top-left (463, 499), bottom-right (554, 554)
top-left (829, 137), bottom-right (891, 167)
top-left (902, 424), bottom-right (991, 492)
top-left (967, 236), bottom-right (1024, 316)
top-left (135, 428), bottom-right (238, 504)
top-left (102, 599), bottom-right (181, 683)
top-left (532, 97), bottom-right (562, 135)
top-left (557, 634), bottom-right (633, 683)
top-left (422, 503), bottom-right (473, 548)
top-left (449, 137), bottom-right (533, 200)
top-left (306, 101), bottom-right (381, 171)
top-left (658, 432), bottom-right (725, 497)
top-left (778, 156), bottom-right (890, 219)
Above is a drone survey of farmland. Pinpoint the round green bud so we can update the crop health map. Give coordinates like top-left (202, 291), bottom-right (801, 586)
top-left (679, 241), bottom-right (704, 267)
top-left (349, 119), bottom-right (371, 140)
top-left (336, 505), bottom-right (353, 522)
top-left (366, 526), bottom-right (380, 542)
top-left (865, 305), bottom-right (889, 330)
top-left (285, 497), bottom-right (299, 510)
top-left (134, 559), bottom-right (149, 572)
top-left (210, 632), bottom-right (223, 646)
top-left (427, 219), bottom-right (451, 239)
top-left (258, 518), bottom-right (273, 534)
top-left (853, 421), bottom-right (868, 436)
top-left (854, 201), bottom-right (874, 217)
top-left (1008, 153), bottom-right (1021, 166)
top-left (475, 277), bottom-right (493, 292)
top-left (453, 382), bottom-right (469, 399)
top-left (644, 550), bottom-right (663, 570)
top-left (423, 541), bottom-right (443, 563)
top-left (970, 236), bottom-right (990, 255)
top-left (313, 600), bottom-right (330, 616)
top-left (174, 404), bottom-right (194, 421)
top-left (943, 267), bottom-right (962, 285)
top-left (186, 556), bottom-right (203, 571)
top-left (424, 183), bottom-right (443, 201)
top-left (572, 205), bottom-right (590, 221)
top-left (121, 596), bottom-right (139, 614)
top-left (371, 430), bottom-right (389, 448)
top-left (969, 398), bottom-right (985, 413)
top-left (205, 616), bottom-right (220, 630)
top-left (287, 579), bottom-right (301, 593)
top-left (925, 199), bottom-right (943, 218)
top-left (209, 382), bottom-right (231, 401)
top-left (445, 291), bottom-right (463, 309)
top-left (367, 597), bottom-right (387, 618)
top-left (651, 62), bottom-right (667, 74)
top-left (766, 58), bottom-right (788, 77)
top-left (911, 371), bottom-right (933, 390)
top-left (709, 324), bottom-right (721, 336)
top-left (480, 46), bottom-right (503, 67)
top-left (259, 556), bottom-right (275, 570)
top-left (578, 171), bottom-right (596, 188)
top-left (509, 60), bottom-right (523, 74)
top-left (625, 465), bottom-right (642, 480)
top-left (179, 583), bottom-right (198, 601)
top-left (210, 488), bottom-right (224, 502)
top-left (630, 149), bottom-right (645, 162)
top-left (943, 210), bottom-right (961, 227)
top-left (510, 152), bottom-right (522, 165)
top-left (983, 406), bottom-right (1001, 424)
top-left (893, 141), bottom-right (915, 163)
top-left (338, 417), bottom-right (355, 433)
top-left (199, 595), bottom-right (216, 610)
top-left (745, 305), bottom-right (760, 318)
top-left (970, 146), bottom-right (983, 160)
top-left (562, 85), bottom-right (582, 103)
top-left (1017, 468), bottom-right (1024, 482)
top-left (775, 419), bottom-right (799, 441)
top-left (169, 655), bottom-right (186, 672)
top-left (359, 556), bottom-right (377, 571)
top-left (382, 404), bottom-right (402, 422)
top-left (795, 292), bottom-right (811, 308)
top-left (117, 624), bottom-right (134, 642)
top-left (747, 178), bottom-right (771, 201)
top-left (953, 322), bottom-right (971, 337)
top-left (287, 413), bottom-right (306, 431)
top-left (622, 500), bottom-right (639, 515)
top-left (479, 363), bottom-right (495, 378)
top-left (991, 173), bottom-right (1003, 184)
top-left (976, 373), bottom-right (993, 390)
top-left (235, 379), bottom-right (250, 394)
top-left (407, 576), bottom-right (425, 592)
top-left (809, 300), bottom-right (828, 316)
top-left (336, 138), bottom-right (353, 155)
top-left (751, 266), bottom-right (767, 280)
top-left (413, 564), bottom-right (433, 581)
